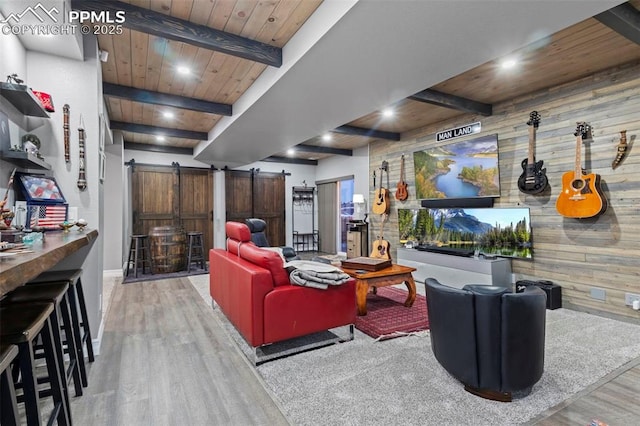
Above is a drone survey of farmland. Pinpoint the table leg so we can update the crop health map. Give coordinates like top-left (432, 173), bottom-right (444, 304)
top-left (356, 279), bottom-right (369, 316)
top-left (403, 274), bottom-right (417, 307)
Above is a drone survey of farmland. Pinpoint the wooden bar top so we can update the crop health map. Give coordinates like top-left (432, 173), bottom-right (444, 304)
top-left (0, 229), bottom-right (98, 297)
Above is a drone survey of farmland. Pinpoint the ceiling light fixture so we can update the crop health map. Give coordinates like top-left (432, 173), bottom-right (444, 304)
top-left (177, 66), bottom-right (191, 75)
top-left (500, 58), bottom-right (518, 70)
top-left (322, 133), bottom-right (332, 142)
top-left (156, 135), bottom-right (166, 142)
top-left (382, 108), bottom-right (394, 118)
top-left (287, 148), bottom-right (295, 156)
top-left (163, 111), bottom-right (174, 119)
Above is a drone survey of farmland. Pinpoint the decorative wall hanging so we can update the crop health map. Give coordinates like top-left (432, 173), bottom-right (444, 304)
top-left (63, 104), bottom-right (70, 163)
top-left (612, 130), bottom-right (628, 170)
top-left (77, 114), bottom-right (87, 191)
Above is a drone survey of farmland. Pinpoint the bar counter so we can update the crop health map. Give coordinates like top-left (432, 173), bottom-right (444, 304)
top-left (0, 229), bottom-right (98, 297)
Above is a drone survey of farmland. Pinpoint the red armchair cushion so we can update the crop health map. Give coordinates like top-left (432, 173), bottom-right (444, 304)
top-left (238, 243), bottom-right (289, 287)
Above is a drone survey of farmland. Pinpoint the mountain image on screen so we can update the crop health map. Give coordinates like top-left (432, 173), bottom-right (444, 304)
top-left (398, 207), bottom-right (532, 259)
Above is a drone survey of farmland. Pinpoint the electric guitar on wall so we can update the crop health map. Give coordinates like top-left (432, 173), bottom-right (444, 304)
top-left (372, 161), bottom-right (390, 215)
top-left (395, 154), bottom-right (409, 201)
top-left (370, 213), bottom-right (391, 260)
top-left (556, 122), bottom-right (607, 218)
top-left (518, 111), bottom-right (548, 194)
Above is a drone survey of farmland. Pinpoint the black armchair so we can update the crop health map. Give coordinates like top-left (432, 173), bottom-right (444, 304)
top-left (245, 218), bottom-right (300, 262)
top-left (425, 278), bottom-right (546, 401)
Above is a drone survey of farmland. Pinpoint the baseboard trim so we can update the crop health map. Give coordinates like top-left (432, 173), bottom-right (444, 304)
top-left (103, 269), bottom-right (123, 278)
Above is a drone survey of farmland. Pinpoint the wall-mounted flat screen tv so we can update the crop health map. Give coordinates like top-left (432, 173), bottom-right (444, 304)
top-left (413, 134), bottom-right (500, 200)
top-left (398, 207), bottom-right (532, 259)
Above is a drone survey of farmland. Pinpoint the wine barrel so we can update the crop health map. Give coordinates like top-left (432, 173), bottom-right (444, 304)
top-left (149, 226), bottom-right (187, 274)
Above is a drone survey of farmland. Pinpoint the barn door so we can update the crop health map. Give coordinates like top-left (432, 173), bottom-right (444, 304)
top-left (225, 170), bottom-right (285, 246)
top-left (179, 168), bottom-right (214, 252)
top-left (131, 165), bottom-right (179, 236)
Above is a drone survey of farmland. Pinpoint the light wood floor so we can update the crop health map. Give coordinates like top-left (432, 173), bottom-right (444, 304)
top-left (69, 276), bottom-right (640, 426)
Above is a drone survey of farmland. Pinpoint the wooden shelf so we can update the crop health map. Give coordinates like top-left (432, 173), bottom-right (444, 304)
top-left (0, 82), bottom-right (49, 118)
top-left (0, 150), bottom-right (51, 170)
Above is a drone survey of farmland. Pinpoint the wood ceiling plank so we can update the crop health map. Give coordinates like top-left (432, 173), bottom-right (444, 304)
top-left (156, 40), bottom-right (181, 94)
top-left (226, 62), bottom-right (268, 104)
top-left (97, 34), bottom-right (118, 83)
top-left (269, 0), bottom-right (322, 46)
top-left (207, 0), bottom-right (237, 31)
top-left (203, 55), bottom-right (243, 101)
top-left (240, 0), bottom-right (279, 39)
top-left (112, 28), bottom-right (133, 86)
top-left (225, 0), bottom-right (259, 35)
top-left (255, 0), bottom-right (300, 46)
top-left (191, 52), bottom-right (231, 100)
top-left (218, 57), bottom-right (258, 104)
top-left (111, 121), bottom-right (207, 140)
top-left (188, 0), bottom-right (216, 26)
top-left (130, 99), bottom-right (144, 124)
top-left (167, 42), bottom-right (199, 96)
top-left (106, 98), bottom-right (123, 122)
top-left (144, 34), bottom-right (168, 91)
top-left (170, 0), bottom-right (194, 21)
top-left (122, 131), bottom-right (199, 149)
top-left (130, 30), bottom-right (149, 88)
top-left (119, 99), bottom-right (134, 123)
top-left (181, 48), bottom-right (214, 98)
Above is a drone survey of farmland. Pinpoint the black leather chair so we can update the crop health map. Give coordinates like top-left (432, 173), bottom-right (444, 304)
top-left (425, 278), bottom-right (547, 401)
top-left (245, 218), bottom-right (300, 262)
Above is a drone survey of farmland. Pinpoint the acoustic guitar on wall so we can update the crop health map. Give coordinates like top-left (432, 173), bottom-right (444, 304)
top-left (370, 213), bottom-right (391, 260)
top-left (395, 154), bottom-right (409, 201)
top-left (556, 122), bottom-right (607, 218)
top-left (372, 161), bottom-right (390, 215)
top-left (518, 111), bottom-right (548, 194)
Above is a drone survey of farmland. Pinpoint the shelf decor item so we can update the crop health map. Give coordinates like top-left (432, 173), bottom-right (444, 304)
top-left (31, 90), bottom-right (55, 112)
top-left (77, 114), bottom-right (87, 191)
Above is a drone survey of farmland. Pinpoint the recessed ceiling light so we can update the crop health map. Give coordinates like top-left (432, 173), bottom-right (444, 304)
top-left (382, 108), bottom-right (394, 118)
top-left (156, 135), bottom-right (165, 142)
top-left (163, 111), bottom-right (174, 119)
top-left (177, 66), bottom-right (191, 75)
top-left (287, 148), bottom-right (295, 156)
top-left (322, 133), bottom-right (332, 142)
top-left (500, 58), bottom-right (518, 70)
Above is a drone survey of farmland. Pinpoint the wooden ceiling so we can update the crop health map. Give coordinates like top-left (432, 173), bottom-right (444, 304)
top-left (86, 0), bottom-right (640, 163)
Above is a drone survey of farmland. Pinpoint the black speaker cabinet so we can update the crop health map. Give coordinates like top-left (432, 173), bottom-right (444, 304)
top-left (515, 280), bottom-right (562, 310)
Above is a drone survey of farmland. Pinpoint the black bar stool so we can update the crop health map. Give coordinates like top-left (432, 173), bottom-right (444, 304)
top-left (0, 302), bottom-right (71, 426)
top-left (0, 344), bottom-right (20, 426)
top-left (1, 282), bottom-right (83, 399)
top-left (186, 231), bottom-right (207, 272)
top-left (27, 269), bottom-right (94, 388)
top-left (126, 234), bottom-right (152, 278)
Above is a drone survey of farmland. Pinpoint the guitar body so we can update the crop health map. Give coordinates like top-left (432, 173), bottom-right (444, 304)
top-left (555, 170), bottom-right (607, 218)
top-left (372, 187), bottom-right (390, 215)
top-left (370, 238), bottom-right (391, 260)
top-left (518, 158), bottom-right (548, 194)
top-left (395, 181), bottom-right (408, 201)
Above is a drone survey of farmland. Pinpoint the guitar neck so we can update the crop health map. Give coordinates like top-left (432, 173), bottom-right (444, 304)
top-left (575, 130), bottom-right (583, 177)
top-left (400, 155), bottom-right (405, 181)
top-left (527, 126), bottom-right (536, 163)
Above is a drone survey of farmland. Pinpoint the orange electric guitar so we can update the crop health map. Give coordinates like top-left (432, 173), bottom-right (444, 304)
top-left (556, 122), bottom-right (607, 218)
top-left (370, 213), bottom-right (391, 260)
top-left (395, 154), bottom-right (409, 201)
top-left (372, 161), bottom-right (390, 215)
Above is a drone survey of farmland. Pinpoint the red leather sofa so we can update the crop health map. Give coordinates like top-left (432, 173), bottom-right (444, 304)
top-left (209, 222), bottom-right (356, 357)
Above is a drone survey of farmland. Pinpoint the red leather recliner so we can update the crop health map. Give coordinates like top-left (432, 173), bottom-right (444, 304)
top-left (209, 222), bottom-right (356, 359)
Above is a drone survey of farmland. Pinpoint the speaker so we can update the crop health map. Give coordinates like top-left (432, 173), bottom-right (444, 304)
top-left (516, 279), bottom-right (562, 310)
top-left (421, 197), bottom-right (494, 208)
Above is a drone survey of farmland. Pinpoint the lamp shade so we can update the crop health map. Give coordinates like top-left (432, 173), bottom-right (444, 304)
top-left (352, 194), bottom-right (365, 204)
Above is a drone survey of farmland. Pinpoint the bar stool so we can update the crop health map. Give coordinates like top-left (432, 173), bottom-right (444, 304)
top-left (1, 344), bottom-right (20, 426)
top-left (1, 282), bottom-right (83, 399)
top-left (186, 231), bottom-right (207, 272)
top-left (27, 269), bottom-right (94, 388)
top-left (126, 234), bottom-right (152, 278)
top-left (0, 302), bottom-right (71, 426)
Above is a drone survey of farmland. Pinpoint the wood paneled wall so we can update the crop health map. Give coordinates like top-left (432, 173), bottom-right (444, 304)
top-left (369, 60), bottom-right (640, 320)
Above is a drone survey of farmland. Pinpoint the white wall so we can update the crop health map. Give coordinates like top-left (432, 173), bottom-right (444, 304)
top-left (316, 146), bottom-right (369, 205)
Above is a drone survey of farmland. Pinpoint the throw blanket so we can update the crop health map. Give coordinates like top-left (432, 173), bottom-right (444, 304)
top-left (285, 260), bottom-right (351, 290)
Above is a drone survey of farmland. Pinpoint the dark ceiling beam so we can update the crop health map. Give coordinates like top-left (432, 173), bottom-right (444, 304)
top-left (71, 0), bottom-right (282, 67)
top-left (294, 144), bottom-right (352, 156)
top-left (124, 141), bottom-right (194, 156)
top-left (332, 125), bottom-right (401, 141)
top-left (595, 3), bottom-right (640, 45)
top-left (261, 156), bottom-right (318, 166)
top-left (103, 83), bottom-right (232, 116)
top-left (408, 89), bottom-right (493, 116)
top-left (110, 121), bottom-right (208, 140)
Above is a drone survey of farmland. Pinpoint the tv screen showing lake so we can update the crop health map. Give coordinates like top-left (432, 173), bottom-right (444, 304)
top-left (413, 134), bottom-right (500, 199)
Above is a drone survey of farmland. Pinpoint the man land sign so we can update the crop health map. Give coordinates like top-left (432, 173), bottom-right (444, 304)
top-left (436, 122), bottom-right (481, 142)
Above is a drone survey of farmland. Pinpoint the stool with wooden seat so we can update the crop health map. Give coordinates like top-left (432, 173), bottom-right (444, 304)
top-left (186, 231), bottom-right (207, 272)
top-left (1, 344), bottom-right (20, 426)
top-left (126, 234), bottom-right (152, 278)
top-left (0, 302), bottom-right (71, 426)
top-left (27, 269), bottom-right (94, 388)
top-left (1, 282), bottom-right (83, 399)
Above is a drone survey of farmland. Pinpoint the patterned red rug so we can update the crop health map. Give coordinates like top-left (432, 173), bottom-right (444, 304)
top-left (355, 287), bottom-right (429, 340)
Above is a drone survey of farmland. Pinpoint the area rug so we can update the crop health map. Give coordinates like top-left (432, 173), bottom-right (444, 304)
top-left (187, 275), bottom-right (640, 425)
top-left (122, 267), bottom-right (208, 284)
top-left (355, 287), bottom-right (429, 340)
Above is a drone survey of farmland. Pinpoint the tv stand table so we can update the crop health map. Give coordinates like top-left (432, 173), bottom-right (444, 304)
top-left (397, 247), bottom-right (511, 290)
top-left (341, 264), bottom-right (417, 316)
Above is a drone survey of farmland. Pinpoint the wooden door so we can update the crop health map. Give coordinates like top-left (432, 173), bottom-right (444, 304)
top-left (131, 165), bottom-right (179, 236)
top-left (179, 169), bottom-right (214, 252)
top-left (225, 170), bottom-right (285, 246)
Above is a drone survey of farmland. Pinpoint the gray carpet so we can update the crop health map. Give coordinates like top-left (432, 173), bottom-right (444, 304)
top-left (189, 275), bottom-right (640, 425)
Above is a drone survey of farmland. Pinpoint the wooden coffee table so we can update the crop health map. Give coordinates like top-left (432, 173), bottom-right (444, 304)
top-left (341, 264), bottom-right (417, 316)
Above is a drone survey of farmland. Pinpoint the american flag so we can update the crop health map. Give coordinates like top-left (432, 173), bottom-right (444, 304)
top-left (30, 205), bottom-right (67, 228)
